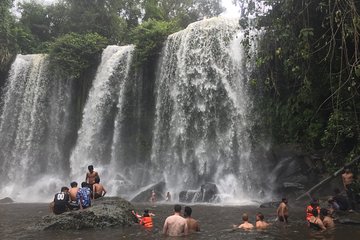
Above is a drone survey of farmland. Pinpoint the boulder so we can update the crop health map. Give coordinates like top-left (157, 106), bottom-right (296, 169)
top-left (36, 197), bottom-right (137, 230)
top-left (179, 183), bottom-right (219, 203)
top-left (130, 181), bottom-right (166, 202)
top-left (0, 197), bottom-right (14, 204)
top-left (259, 201), bottom-right (280, 208)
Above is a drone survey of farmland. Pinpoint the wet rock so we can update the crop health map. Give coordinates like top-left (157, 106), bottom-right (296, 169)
top-left (0, 197), bottom-right (14, 203)
top-left (130, 181), bottom-right (166, 202)
top-left (259, 201), bottom-right (280, 208)
top-left (179, 183), bottom-right (219, 203)
top-left (36, 197), bottom-right (137, 230)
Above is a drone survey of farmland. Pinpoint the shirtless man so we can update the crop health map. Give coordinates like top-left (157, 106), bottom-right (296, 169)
top-left (255, 212), bottom-right (270, 229)
top-left (342, 168), bottom-right (356, 211)
top-left (69, 182), bottom-right (79, 201)
top-left (237, 213), bottom-right (254, 229)
top-left (69, 181), bottom-right (80, 210)
top-left (85, 165), bottom-right (99, 188)
top-left (184, 206), bottom-right (200, 232)
top-left (277, 198), bottom-right (289, 223)
top-left (320, 208), bottom-right (335, 229)
top-left (163, 204), bottom-right (188, 236)
top-left (93, 176), bottom-right (107, 199)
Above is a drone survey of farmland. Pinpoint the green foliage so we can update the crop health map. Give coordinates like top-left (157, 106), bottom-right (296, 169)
top-left (242, 0), bottom-right (360, 169)
top-left (49, 33), bottom-right (108, 79)
top-left (0, 0), bottom-right (16, 71)
top-left (131, 19), bottom-right (181, 66)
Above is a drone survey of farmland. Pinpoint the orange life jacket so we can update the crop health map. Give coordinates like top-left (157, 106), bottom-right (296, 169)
top-left (140, 217), bottom-right (153, 228)
top-left (306, 205), bottom-right (320, 221)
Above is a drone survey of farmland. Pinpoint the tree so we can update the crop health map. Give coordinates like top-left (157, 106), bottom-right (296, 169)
top-left (0, 0), bottom-right (16, 71)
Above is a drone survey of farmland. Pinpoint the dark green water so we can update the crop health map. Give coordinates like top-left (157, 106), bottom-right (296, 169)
top-left (1, 202), bottom-right (360, 239)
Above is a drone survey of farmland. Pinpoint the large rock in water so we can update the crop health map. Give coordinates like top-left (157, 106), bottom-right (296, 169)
top-left (37, 197), bottom-right (137, 230)
top-left (0, 197), bottom-right (14, 203)
top-left (179, 183), bottom-right (219, 203)
top-left (131, 181), bottom-right (166, 202)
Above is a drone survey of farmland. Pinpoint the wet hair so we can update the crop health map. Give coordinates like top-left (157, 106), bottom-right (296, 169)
top-left (70, 181), bottom-right (78, 187)
top-left (143, 209), bottom-right (150, 217)
top-left (282, 197), bottom-right (287, 202)
top-left (61, 186), bottom-right (69, 192)
top-left (174, 204), bottom-right (182, 213)
top-left (184, 206), bottom-right (192, 217)
top-left (88, 165), bottom-right (94, 171)
top-left (345, 168), bottom-right (351, 173)
top-left (242, 213), bottom-right (249, 221)
top-left (257, 212), bottom-right (264, 221)
top-left (94, 176), bottom-right (100, 183)
top-left (312, 209), bottom-right (319, 217)
top-left (320, 208), bottom-right (328, 217)
top-left (81, 182), bottom-right (88, 188)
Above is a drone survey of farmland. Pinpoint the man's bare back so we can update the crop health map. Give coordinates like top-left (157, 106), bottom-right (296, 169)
top-left (93, 183), bottom-right (106, 198)
top-left (186, 217), bottom-right (200, 232)
top-left (238, 221), bottom-right (254, 229)
top-left (163, 214), bottom-right (188, 236)
top-left (69, 187), bottom-right (79, 201)
top-left (256, 220), bottom-right (269, 229)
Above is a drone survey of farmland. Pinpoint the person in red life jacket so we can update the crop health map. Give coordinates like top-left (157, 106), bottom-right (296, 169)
top-left (132, 209), bottom-right (155, 228)
top-left (139, 209), bottom-right (154, 228)
top-left (306, 199), bottom-right (321, 223)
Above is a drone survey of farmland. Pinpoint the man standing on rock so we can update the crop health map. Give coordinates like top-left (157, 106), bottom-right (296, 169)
top-left (85, 165), bottom-right (99, 191)
top-left (163, 204), bottom-right (188, 236)
top-left (342, 168), bottom-right (356, 211)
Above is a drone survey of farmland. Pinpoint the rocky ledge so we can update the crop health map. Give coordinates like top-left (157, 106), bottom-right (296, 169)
top-left (37, 197), bottom-right (137, 230)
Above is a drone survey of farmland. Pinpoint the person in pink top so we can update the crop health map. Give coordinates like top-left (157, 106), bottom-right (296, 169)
top-left (163, 204), bottom-right (188, 236)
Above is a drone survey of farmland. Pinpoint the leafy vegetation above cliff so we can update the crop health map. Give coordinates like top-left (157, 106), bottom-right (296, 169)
top-left (238, 0), bottom-right (360, 169)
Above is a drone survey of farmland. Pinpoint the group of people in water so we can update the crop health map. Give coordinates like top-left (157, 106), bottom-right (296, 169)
top-left (50, 165), bottom-right (107, 214)
top-left (49, 165), bottom-right (358, 236)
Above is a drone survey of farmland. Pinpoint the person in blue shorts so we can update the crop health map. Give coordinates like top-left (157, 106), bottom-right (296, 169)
top-left (77, 182), bottom-right (91, 209)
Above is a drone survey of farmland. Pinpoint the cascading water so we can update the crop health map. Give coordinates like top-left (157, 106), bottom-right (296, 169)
top-left (151, 17), bottom-right (257, 203)
top-left (0, 18), bottom-right (263, 203)
top-left (69, 45), bottom-right (134, 196)
top-left (0, 54), bottom-right (74, 202)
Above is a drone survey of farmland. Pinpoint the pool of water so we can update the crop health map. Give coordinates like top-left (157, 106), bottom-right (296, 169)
top-left (1, 202), bottom-right (360, 239)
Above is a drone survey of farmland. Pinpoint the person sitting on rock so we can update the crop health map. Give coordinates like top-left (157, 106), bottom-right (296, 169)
top-left (255, 212), bottom-right (270, 229)
top-left (77, 182), bottom-right (91, 209)
top-left (69, 181), bottom-right (80, 210)
top-left (50, 186), bottom-right (71, 215)
top-left (92, 176), bottom-right (107, 199)
top-left (333, 188), bottom-right (349, 211)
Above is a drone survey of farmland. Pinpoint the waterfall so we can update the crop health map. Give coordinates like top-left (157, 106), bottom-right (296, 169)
top-left (0, 18), bottom-right (261, 203)
top-left (69, 45), bottom-right (134, 196)
top-left (0, 54), bottom-right (73, 201)
top-left (151, 17), bottom-right (257, 202)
